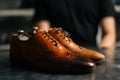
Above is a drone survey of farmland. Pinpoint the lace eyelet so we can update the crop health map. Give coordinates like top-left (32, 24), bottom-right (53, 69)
top-left (66, 52), bottom-right (71, 58)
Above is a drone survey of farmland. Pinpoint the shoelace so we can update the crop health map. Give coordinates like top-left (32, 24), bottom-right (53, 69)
top-left (44, 32), bottom-right (58, 47)
top-left (58, 28), bottom-right (84, 53)
top-left (58, 28), bottom-right (71, 43)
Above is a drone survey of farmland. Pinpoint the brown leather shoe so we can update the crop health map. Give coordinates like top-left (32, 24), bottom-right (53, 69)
top-left (10, 29), bottom-right (96, 74)
top-left (48, 27), bottom-right (105, 63)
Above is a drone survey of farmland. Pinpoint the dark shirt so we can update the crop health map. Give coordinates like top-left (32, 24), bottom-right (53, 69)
top-left (33, 0), bottom-right (116, 49)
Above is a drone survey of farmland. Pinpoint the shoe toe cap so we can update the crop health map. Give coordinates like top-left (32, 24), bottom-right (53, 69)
top-left (74, 57), bottom-right (96, 69)
top-left (88, 50), bottom-right (105, 62)
top-left (94, 51), bottom-right (105, 62)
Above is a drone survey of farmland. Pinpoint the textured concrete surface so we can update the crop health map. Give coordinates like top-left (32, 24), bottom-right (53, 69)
top-left (0, 44), bottom-right (120, 80)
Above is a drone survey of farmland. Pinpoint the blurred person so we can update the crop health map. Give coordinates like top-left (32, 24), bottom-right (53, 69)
top-left (20, 0), bottom-right (35, 8)
top-left (33, 0), bottom-right (116, 53)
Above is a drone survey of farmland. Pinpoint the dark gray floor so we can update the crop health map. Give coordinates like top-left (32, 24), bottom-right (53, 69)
top-left (0, 46), bottom-right (120, 80)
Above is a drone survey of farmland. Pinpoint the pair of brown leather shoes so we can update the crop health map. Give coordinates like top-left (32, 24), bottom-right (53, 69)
top-left (10, 27), bottom-right (104, 74)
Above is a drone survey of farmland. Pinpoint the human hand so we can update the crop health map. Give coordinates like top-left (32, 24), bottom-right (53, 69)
top-left (35, 20), bottom-right (51, 32)
top-left (98, 39), bottom-right (116, 63)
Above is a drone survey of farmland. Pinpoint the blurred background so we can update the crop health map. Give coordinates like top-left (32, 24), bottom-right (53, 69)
top-left (0, 0), bottom-right (120, 45)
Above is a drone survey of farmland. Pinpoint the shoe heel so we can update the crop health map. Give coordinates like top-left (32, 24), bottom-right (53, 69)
top-left (10, 55), bottom-right (26, 67)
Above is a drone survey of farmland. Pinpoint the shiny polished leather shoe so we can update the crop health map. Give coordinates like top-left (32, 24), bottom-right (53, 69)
top-left (48, 27), bottom-right (105, 63)
top-left (10, 28), bottom-right (96, 74)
